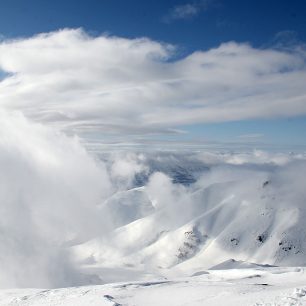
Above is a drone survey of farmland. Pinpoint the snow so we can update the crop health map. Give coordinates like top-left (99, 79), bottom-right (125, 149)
top-left (208, 259), bottom-right (276, 270)
top-left (1, 114), bottom-right (306, 304)
top-left (1, 267), bottom-right (306, 305)
top-left (71, 160), bottom-right (306, 280)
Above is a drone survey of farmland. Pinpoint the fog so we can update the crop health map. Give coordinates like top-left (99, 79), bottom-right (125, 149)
top-left (0, 110), bottom-right (305, 288)
top-left (0, 111), bottom-right (112, 288)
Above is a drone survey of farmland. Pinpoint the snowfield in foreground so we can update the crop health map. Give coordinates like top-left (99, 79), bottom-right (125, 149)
top-left (1, 266), bottom-right (306, 306)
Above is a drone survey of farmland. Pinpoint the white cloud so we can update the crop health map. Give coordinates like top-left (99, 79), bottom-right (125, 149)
top-left (0, 110), bottom-right (113, 287)
top-left (163, 0), bottom-right (212, 22)
top-left (0, 29), bottom-right (306, 143)
top-left (109, 152), bottom-right (149, 189)
top-left (238, 133), bottom-right (264, 140)
top-left (168, 3), bottom-right (200, 20)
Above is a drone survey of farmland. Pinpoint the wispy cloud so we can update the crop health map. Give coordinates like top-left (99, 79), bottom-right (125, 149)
top-left (163, 0), bottom-right (211, 22)
top-left (238, 134), bottom-right (264, 139)
top-left (0, 29), bottom-right (306, 143)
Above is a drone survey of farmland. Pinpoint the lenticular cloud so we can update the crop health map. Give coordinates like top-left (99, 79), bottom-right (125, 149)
top-left (0, 28), bottom-right (306, 138)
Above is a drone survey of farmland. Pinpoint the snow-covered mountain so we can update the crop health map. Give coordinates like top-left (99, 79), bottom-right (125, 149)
top-left (1, 113), bottom-right (306, 304)
top-left (71, 151), bottom-right (306, 285)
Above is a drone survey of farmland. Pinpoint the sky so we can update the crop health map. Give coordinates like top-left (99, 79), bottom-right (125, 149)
top-left (0, 0), bottom-right (306, 150)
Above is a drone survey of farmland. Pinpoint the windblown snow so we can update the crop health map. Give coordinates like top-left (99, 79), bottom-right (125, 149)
top-left (0, 111), bottom-right (306, 305)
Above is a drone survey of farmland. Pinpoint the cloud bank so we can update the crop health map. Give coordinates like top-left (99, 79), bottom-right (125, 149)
top-left (0, 28), bottom-right (305, 141)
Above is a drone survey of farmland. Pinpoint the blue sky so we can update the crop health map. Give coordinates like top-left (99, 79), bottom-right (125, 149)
top-left (1, 0), bottom-right (306, 49)
top-left (0, 0), bottom-right (306, 150)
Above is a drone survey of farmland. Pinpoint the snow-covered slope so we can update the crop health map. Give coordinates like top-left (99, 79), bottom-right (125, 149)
top-left (1, 266), bottom-right (306, 305)
top-left (72, 159), bottom-right (306, 282)
top-left (1, 135), bottom-right (306, 302)
top-left (2, 100), bottom-right (306, 304)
